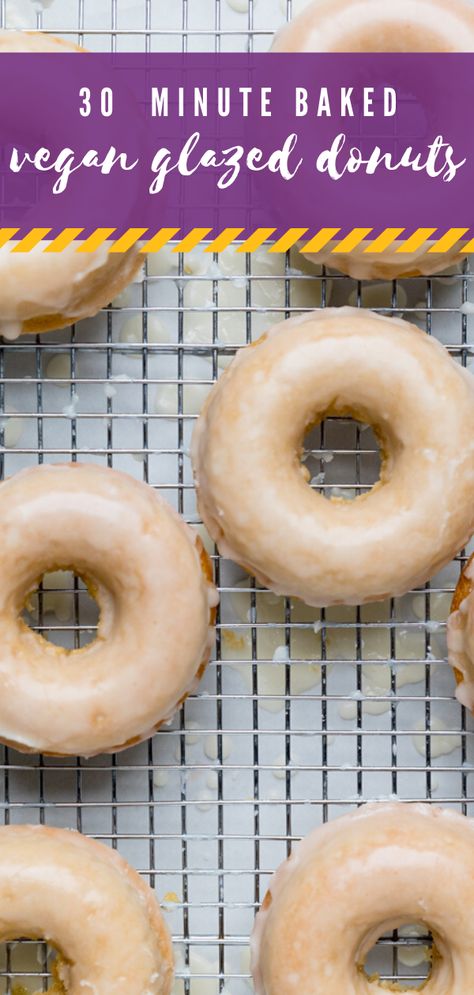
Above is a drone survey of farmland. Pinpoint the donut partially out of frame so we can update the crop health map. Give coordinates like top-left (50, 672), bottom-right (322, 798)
top-left (0, 824), bottom-right (173, 994)
top-left (0, 31), bottom-right (142, 339)
top-left (251, 803), bottom-right (474, 995)
top-left (272, 0), bottom-right (474, 279)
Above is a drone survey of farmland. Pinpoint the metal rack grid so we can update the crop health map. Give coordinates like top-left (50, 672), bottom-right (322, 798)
top-left (0, 0), bottom-right (473, 992)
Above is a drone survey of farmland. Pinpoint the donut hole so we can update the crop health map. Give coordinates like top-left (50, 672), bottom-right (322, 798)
top-left (303, 418), bottom-right (382, 501)
top-left (0, 938), bottom-right (64, 992)
top-left (22, 570), bottom-right (100, 650)
top-left (362, 922), bottom-right (434, 990)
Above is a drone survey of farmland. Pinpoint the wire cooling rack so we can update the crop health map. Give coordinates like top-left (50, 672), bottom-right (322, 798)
top-left (0, 0), bottom-right (474, 991)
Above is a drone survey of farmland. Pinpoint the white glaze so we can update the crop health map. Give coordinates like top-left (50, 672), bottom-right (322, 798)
top-left (251, 803), bottom-right (474, 995)
top-left (272, 0), bottom-right (474, 279)
top-left (183, 246), bottom-right (329, 364)
top-left (223, 579), bottom-right (322, 711)
top-left (185, 720), bottom-right (201, 746)
top-left (0, 463), bottom-right (217, 756)
top-left (412, 717), bottom-right (461, 760)
top-left (192, 308), bottom-right (474, 607)
top-left (0, 824), bottom-right (173, 994)
top-left (398, 925), bottom-right (430, 968)
top-left (174, 951), bottom-right (219, 995)
top-left (46, 354), bottom-right (71, 384)
top-left (412, 592), bottom-right (451, 623)
top-left (155, 382), bottom-right (211, 416)
top-left (196, 790), bottom-right (214, 812)
top-left (358, 663), bottom-right (391, 715)
top-left (347, 283), bottom-right (408, 312)
top-left (1, 321), bottom-right (22, 341)
top-left (147, 246), bottom-right (176, 278)
top-left (120, 314), bottom-right (169, 346)
top-left (62, 393), bottom-right (79, 418)
top-left (0, 409), bottom-right (23, 449)
top-left (230, 656), bottom-right (322, 713)
top-left (204, 734), bottom-right (232, 761)
top-left (226, 0), bottom-right (256, 12)
top-left (206, 770), bottom-right (219, 790)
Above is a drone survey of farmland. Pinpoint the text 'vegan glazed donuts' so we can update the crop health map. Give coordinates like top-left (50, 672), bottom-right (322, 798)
top-left (0, 824), bottom-right (173, 994)
top-left (447, 556), bottom-right (474, 712)
top-left (272, 0), bottom-right (474, 279)
top-left (0, 463), bottom-right (217, 756)
top-left (251, 803), bottom-right (474, 995)
top-left (0, 31), bottom-right (142, 339)
top-left (192, 308), bottom-right (474, 607)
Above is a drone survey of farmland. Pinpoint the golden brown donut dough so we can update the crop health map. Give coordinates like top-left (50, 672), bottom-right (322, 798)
top-left (0, 31), bottom-right (142, 338)
top-left (272, 0), bottom-right (474, 278)
top-left (447, 554), bottom-right (474, 712)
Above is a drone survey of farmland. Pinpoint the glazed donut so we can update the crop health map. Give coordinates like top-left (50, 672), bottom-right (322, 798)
top-left (191, 308), bottom-right (474, 607)
top-left (0, 31), bottom-right (142, 339)
top-left (272, 0), bottom-right (474, 279)
top-left (447, 555), bottom-right (474, 712)
top-left (251, 802), bottom-right (474, 995)
top-left (0, 462), bottom-right (217, 756)
top-left (0, 824), bottom-right (173, 994)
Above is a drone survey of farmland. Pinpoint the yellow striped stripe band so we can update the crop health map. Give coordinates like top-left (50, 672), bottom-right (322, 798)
top-left (0, 227), bottom-right (472, 255)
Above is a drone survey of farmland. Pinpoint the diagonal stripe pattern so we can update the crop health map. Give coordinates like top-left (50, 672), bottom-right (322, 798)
top-left (0, 227), bottom-right (471, 255)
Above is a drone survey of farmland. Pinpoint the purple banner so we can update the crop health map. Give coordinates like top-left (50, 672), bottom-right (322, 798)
top-left (0, 52), bottom-right (473, 234)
